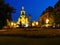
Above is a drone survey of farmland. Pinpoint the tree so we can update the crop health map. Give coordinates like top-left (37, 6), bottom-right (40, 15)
top-left (3, 4), bottom-right (15, 21)
top-left (0, 0), bottom-right (15, 29)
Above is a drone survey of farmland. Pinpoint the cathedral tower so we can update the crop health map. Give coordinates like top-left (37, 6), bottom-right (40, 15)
top-left (17, 6), bottom-right (29, 27)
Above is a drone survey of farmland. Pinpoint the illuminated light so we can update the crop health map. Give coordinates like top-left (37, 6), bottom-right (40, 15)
top-left (14, 23), bottom-right (16, 26)
top-left (32, 23), bottom-right (35, 26)
top-left (32, 21), bottom-right (39, 27)
top-left (36, 22), bottom-right (38, 25)
top-left (22, 21), bottom-right (25, 24)
top-left (53, 25), bottom-right (55, 28)
top-left (45, 24), bottom-right (51, 27)
top-left (11, 22), bottom-right (14, 26)
top-left (46, 19), bottom-right (49, 24)
top-left (24, 24), bottom-right (29, 27)
top-left (16, 25), bottom-right (19, 27)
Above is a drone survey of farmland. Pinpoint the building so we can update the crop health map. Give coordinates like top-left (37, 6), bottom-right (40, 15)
top-left (54, 0), bottom-right (60, 11)
top-left (17, 6), bottom-right (29, 27)
top-left (39, 0), bottom-right (60, 28)
top-left (54, 0), bottom-right (60, 24)
top-left (40, 6), bottom-right (54, 27)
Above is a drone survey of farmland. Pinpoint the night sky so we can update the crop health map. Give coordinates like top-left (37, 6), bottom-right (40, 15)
top-left (4, 0), bottom-right (58, 22)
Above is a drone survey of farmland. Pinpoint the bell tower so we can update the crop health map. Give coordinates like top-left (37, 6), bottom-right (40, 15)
top-left (21, 6), bottom-right (25, 15)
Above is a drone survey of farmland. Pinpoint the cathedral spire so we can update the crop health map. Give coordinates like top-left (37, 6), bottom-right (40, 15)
top-left (22, 6), bottom-right (24, 10)
top-left (21, 6), bottom-right (25, 15)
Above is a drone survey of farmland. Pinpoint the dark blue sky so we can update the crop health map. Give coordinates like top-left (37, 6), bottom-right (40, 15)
top-left (5, 0), bottom-right (58, 22)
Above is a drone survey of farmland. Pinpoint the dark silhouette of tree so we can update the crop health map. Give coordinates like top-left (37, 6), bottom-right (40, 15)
top-left (3, 4), bottom-right (15, 21)
top-left (0, 0), bottom-right (15, 29)
top-left (0, 0), bottom-right (4, 4)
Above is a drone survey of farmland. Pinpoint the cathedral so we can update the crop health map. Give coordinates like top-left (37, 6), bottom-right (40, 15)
top-left (17, 6), bottom-right (29, 27)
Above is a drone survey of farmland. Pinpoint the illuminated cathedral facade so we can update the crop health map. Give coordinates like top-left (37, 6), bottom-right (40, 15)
top-left (17, 6), bottom-right (29, 27)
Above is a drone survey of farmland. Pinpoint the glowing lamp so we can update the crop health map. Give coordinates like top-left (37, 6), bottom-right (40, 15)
top-left (46, 19), bottom-right (49, 24)
top-left (36, 22), bottom-right (38, 25)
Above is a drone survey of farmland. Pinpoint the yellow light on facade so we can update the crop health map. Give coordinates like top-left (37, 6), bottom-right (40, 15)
top-left (17, 22), bottom-right (20, 24)
top-left (14, 23), bottom-right (16, 26)
top-left (11, 22), bottom-right (14, 26)
top-left (25, 18), bottom-right (28, 23)
top-left (16, 25), bottom-right (19, 27)
top-left (17, 6), bottom-right (29, 27)
top-left (36, 22), bottom-right (38, 25)
top-left (32, 23), bottom-right (34, 26)
top-left (22, 21), bottom-right (25, 24)
top-left (46, 19), bottom-right (49, 24)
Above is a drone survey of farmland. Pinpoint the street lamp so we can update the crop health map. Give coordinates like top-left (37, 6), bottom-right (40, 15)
top-left (46, 19), bottom-right (49, 24)
top-left (45, 19), bottom-right (49, 27)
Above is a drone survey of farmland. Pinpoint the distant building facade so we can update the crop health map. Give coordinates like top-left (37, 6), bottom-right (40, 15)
top-left (39, 0), bottom-right (60, 27)
top-left (40, 6), bottom-right (54, 27)
top-left (54, 0), bottom-right (60, 24)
